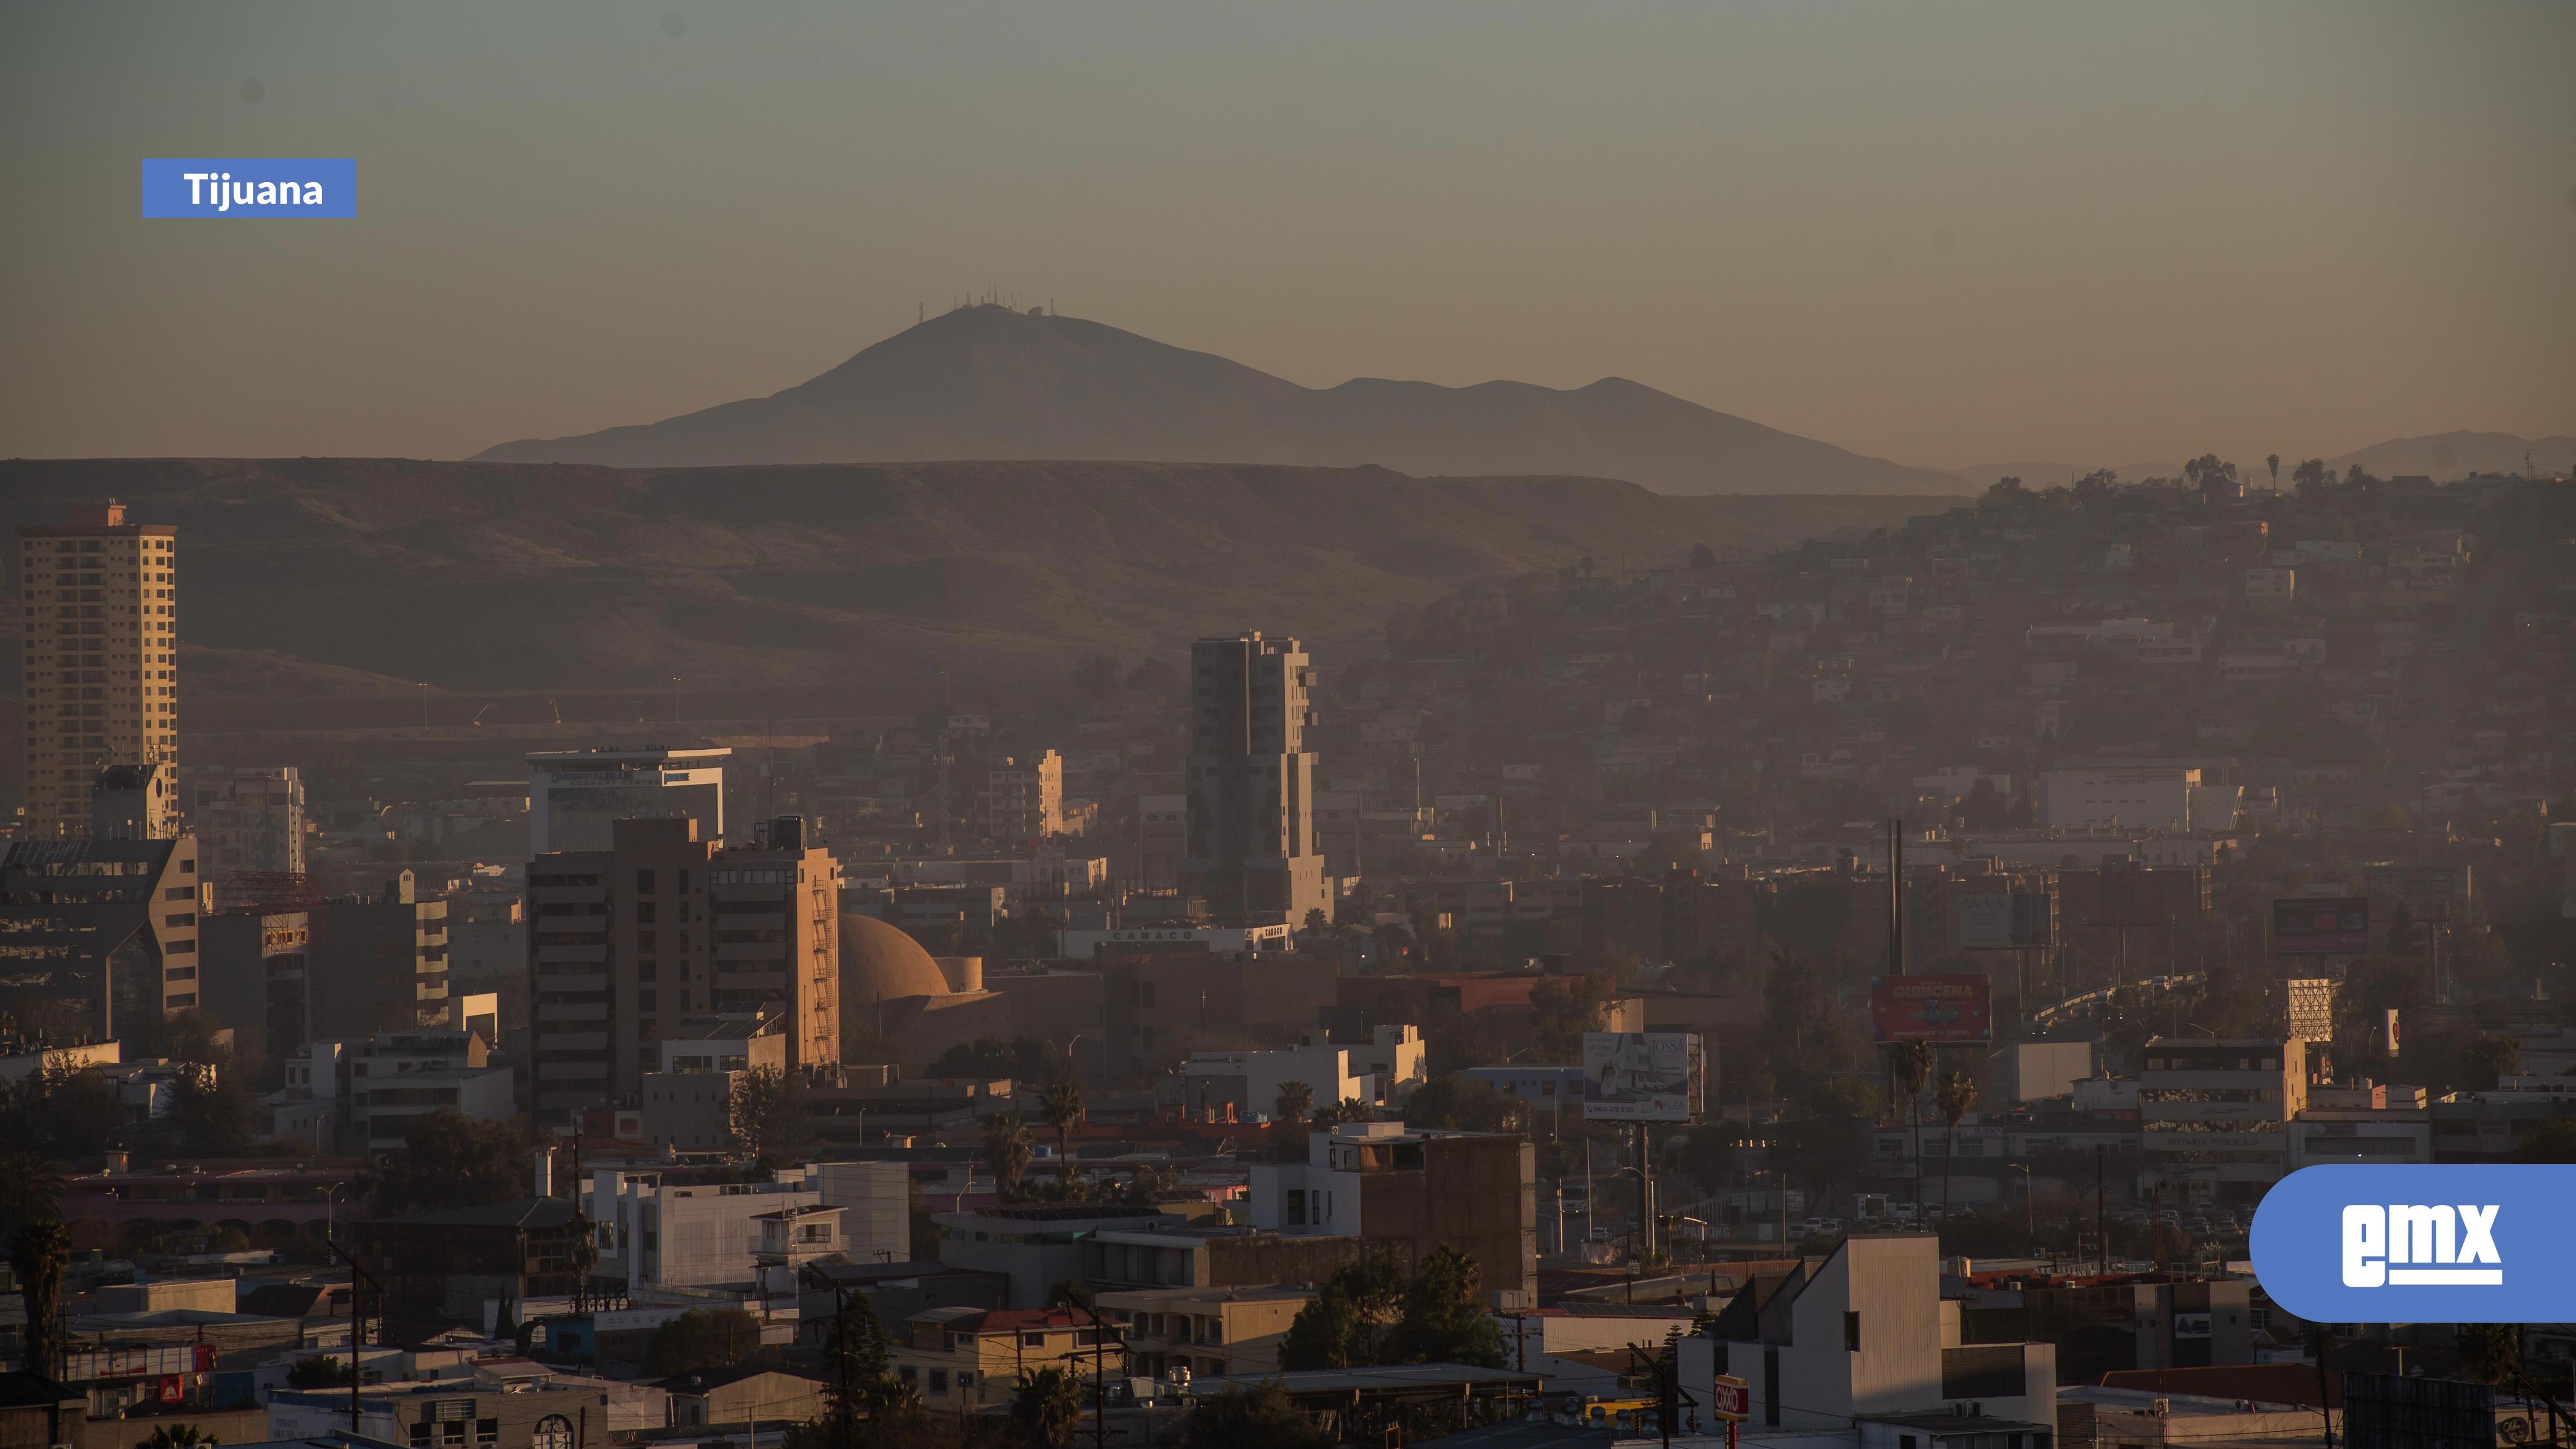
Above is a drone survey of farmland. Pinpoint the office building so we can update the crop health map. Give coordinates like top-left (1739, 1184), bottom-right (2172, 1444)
top-left (315, 870), bottom-right (453, 1038)
top-left (2138, 1036), bottom-right (2309, 1202)
top-left (89, 762), bottom-right (178, 840)
top-left (976, 751), bottom-right (1063, 842)
top-left (527, 746), bottom-right (729, 855)
top-left (1180, 633), bottom-right (1329, 923)
top-left (1248, 1121), bottom-right (1536, 1298)
top-left (271, 1027), bottom-right (511, 1152)
top-left (0, 834), bottom-right (202, 1038)
top-left (640, 1013), bottom-right (790, 1151)
top-left (526, 815), bottom-right (840, 1121)
top-left (1095, 1286), bottom-right (1312, 1379)
top-left (199, 906), bottom-right (313, 1062)
top-left (17, 503), bottom-right (180, 840)
top-left (180, 765), bottom-right (307, 882)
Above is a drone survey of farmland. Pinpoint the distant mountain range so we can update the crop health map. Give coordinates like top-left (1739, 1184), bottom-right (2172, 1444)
top-left (1951, 430), bottom-right (2573, 491)
top-left (474, 305), bottom-right (1966, 496)
top-left (0, 458), bottom-right (1952, 720)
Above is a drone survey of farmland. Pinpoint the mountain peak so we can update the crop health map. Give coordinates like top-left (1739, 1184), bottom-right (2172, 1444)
top-left (474, 311), bottom-right (1964, 495)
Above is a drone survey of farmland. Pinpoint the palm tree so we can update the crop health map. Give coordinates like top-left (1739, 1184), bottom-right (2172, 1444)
top-left (1274, 1080), bottom-right (1314, 1126)
top-left (1934, 1071), bottom-right (1979, 1214)
top-left (2265, 453), bottom-right (2281, 487)
top-left (0, 1149), bottom-right (64, 1245)
top-left (2457, 1322), bottom-right (2520, 1386)
top-left (982, 1113), bottom-right (1033, 1198)
top-left (1315, 1098), bottom-right (1370, 1126)
top-left (9, 1218), bottom-right (71, 1380)
top-left (1009, 1365), bottom-right (1084, 1449)
top-left (1887, 1042), bottom-right (1935, 1217)
top-left (140, 1425), bottom-right (217, 1449)
top-left (1037, 1081), bottom-right (1085, 1196)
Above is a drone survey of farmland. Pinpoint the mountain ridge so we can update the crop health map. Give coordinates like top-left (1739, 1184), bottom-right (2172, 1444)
top-left (474, 305), bottom-right (1966, 497)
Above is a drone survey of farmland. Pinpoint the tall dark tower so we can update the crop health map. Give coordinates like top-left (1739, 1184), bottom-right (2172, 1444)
top-left (1180, 633), bottom-right (1329, 923)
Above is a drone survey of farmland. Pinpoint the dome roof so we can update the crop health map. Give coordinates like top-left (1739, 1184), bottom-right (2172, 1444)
top-left (839, 913), bottom-right (952, 1002)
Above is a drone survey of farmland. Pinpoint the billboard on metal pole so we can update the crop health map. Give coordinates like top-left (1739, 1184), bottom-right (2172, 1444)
top-left (1581, 1032), bottom-right (1704, 1121)
top-left (2271, 897), bottom-right (2369, 954)
top-left (1954, 892), bottom-right (2012, 951)
top-left (1871, 973), bottom-right (1993, 1044)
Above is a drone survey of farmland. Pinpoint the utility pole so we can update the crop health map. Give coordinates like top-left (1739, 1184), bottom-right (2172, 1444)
top-left (2094, 1144), bottom-right (2108, 1275)
top-left (1887, 819), bottom-right (1905, 976)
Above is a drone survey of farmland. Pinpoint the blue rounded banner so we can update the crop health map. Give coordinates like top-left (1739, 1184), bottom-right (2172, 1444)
top-left (2250, 1164), bottom-right (2576, 1323)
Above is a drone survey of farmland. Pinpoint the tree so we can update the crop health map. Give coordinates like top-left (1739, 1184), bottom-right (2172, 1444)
top-left (1887, 1041), bottom-right (1935, 1212)
top-left (1121, 1161), bottom-right (1179, 1206)
top-left (928, 1037), bottom-right (1069, 1086)
top-left (367, 1108), bottom-right (529, 1216)
top-left (2292, 458), bottom-right (2330, 498)
top-left (1399, 1075), bottom-right (1523, 1133)
top-left (2456, 1323), bottom-right (2519, 1386)
top-left (286, 1355), bottom-right (354, 1389)
top-left (1313, 1098), bottom-right (1371, 1126)
top-left (0, 1063), bottom-right (123, 1160)
top-left (2513, 1116), bottom-right (2576, 1164)
top-left (1008, 1367), bottom-right (1084, 1449)
top-left (1180, 1382), bottom-right (1335, 1449)
top-left (1037, 1081), bottom-right (1085, 1196)
top-left (1388, 1247), bottom-right (1504, 1367)
top-left (983, 1112), bottom-right (1033, 1196)
top-left (1273, 1081), bottom-right (1314, 1126)
top-left (726, 1066), bottom-right (806, 1163)
top-left (0, 1150), bottom-right (65, 1247)
top-left (1528, 973), bottom-right (1616, 1061)
top-left (10, 1218), bottom-right (69, 1380)
top-left (2461, 1035), bottom-right (2520, 1092)
top-left (138, 1425), bottom-right (217, 1449)
top-left (2265, 453), bottom-right (2281, 485)
top-left (645, 1308), bottom-right (765, 1377)
top-left (1934, 1071), bottom-right (1979, 1211)
top-left (168, 1062), bottom-right (259, 1155)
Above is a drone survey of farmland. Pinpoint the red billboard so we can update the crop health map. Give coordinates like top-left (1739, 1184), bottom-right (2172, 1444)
top-left (1871, 973), bottom-right (1993, 1044)
top-left (2272, 897), bottom-right (2369, 954)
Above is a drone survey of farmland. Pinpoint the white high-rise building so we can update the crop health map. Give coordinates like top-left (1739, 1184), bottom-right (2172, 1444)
top-left (526, 746), bottom-right (729, 855)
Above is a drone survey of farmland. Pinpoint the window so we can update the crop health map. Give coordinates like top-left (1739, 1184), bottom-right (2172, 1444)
top-left (928, 1370), bottom-right (948, 1394)
top-left (410, 1428), bottom-right (432, 1449)
top-left (1844, 1311), bottom-right (1861, 1352)
top-left (532, 1417), bottom-right (574, 1449)
top-left (1022, 1332), bottom-right (1046, 1347)
top-left (1286, 1191), bottom-right (1305, 1227)
top-left (638, 870), bottom-right (656, 892)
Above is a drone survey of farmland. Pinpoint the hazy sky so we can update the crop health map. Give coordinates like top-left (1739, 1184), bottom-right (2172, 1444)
top-left (2, 1), bottom-right (2570, 471)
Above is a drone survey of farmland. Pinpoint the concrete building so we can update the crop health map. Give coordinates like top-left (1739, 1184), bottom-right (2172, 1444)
top-left (1178, 1025), bottom-right (1427, 1120)
top-left (890, 1307), bottom-right (1120, 1411)
top-left (199, 907), bottom-right (313, 1063)
top-left (526, 747), bottom-right (729, 856)
top-left (638, 1013), bottom-right (788, 1151)
top-left (354, 1198), bottom-right (586, 1342)
top-left (90, 762), bottom-right (179, 841)
top-left (1138, 793), bottom-right (1187, 889)
top-left (316, 871), bottom-right (452, 1037)
top-left (1181, 633), bottom-right (1329, 924)
top-left (1097, 1285), bottom-right (1312, 1378)
top-left (2039, 766), bottom-right (2200, 833)
top-left (1099, 953), bottom-right (1338, 1078)
top-left (976, 751), bottom-right (1064, 842)
top-left (17, 503), bottom-right (180, 841)
top-left (0, 833), bottom-right (203, 1039)
top-left (2138, 1036), bottom-right (2308, 1203)
top-left (587, 1171), bottom-right (820, 1292)
top-left (1679, 1235), bottom-right (2057, 1435)
top-left (2290, 1080), bottom-right (2432, 1168)
top-left (933, 1204), bottom-right (1182, 1308)
top-left (272, 1028), bottom-right (510, 1153)
top-left (526, 815), bottom-right (840, 1122)
top-left (1248, 1121), bottom-right (1536, 1298)
top-left (181, 765), bottom-right (307, 882)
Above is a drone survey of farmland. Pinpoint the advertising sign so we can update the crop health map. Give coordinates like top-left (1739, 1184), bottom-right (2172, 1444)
top-left (1581, 1032), bottom-right (1704, 1122)
top-left (1708, 1376), bottom-right (1749, 1423)
top-left (2271, 897), bottom-right (2369, 954)
top-left (1954, 892), bottom-right (2012, 951)
top-left (1870, 973), bottom-right (1993, 1044)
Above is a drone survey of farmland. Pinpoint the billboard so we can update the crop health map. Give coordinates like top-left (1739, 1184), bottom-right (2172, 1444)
top-left (1871, 973), bottom-right (1993, 1044)
top-left (2272, 897), bottom-right (2369, 954)
top-left (2011, 887), bottom-right (2055, 947)
top-left (1582, 1031), bottom-right (1705, 1121)
top-left (1954, 892), bottom-right (2012, 951)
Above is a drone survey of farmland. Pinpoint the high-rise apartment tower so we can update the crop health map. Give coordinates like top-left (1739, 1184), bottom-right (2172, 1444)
top-left (1181, 633), bottom-right (1329, 923)
top-left (18, 503), bottom-right (179, 839)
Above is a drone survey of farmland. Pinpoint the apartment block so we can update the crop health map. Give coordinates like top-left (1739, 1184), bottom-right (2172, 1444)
top-left (316, 870), bottom-right (453, 1038)
top-left (1248, 1121), bottom-right (1536, 1298)
top-left (976, 750), bottom-right (1064, 841)
top-left (1181, 633), bottom-right (1329, 923)
top-left (16, 503), bottom-right (180, 840)
top-left (528, 814), bottom-right (840, 1121)
top-left (2138, 1036), bottom-right (2308, 1203)
top-left (181, 765), bottom-right (307, 881)
top-left (0, 833), bottom-right (202, 1038)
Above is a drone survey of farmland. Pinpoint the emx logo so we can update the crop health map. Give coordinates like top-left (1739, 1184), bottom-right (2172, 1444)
top-left (2254, 1166), bottom-right (2570, 1321)
top-left (2341, 1203), bottom-right (2501, 1287)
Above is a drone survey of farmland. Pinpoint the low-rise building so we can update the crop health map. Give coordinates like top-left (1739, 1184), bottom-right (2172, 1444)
top-left (1095, 1285), bottom-right (1311, 1378)
top-left (2137, 1036), bottom-right (2308, 1203)
top-left (889, 1307), bottom-right (1120, 1411)
top-left (1248, 1121), bottom-right (1535, 1298)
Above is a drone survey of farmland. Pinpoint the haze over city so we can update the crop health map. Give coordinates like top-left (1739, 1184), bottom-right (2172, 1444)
top-left (4, 7), bottom-right (2576, 1447)
top-left (3, 1), bottom-right (2571, 469)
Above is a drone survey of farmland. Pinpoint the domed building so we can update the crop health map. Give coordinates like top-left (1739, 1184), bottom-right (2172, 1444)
top-left (839, 913), bottom-right (1009, 1066)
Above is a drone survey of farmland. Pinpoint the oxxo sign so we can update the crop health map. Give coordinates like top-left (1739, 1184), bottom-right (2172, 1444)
top-left (2250, 1165), bottom-right (2576, 1321)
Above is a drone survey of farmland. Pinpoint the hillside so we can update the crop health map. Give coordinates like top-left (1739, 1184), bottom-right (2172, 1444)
top-left (2324, 430), bottom-right (2576, 481)
top-left (0, 458), bottom-right (1954, 724)
top-left (474, 305), bottom-right (1965, 497)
